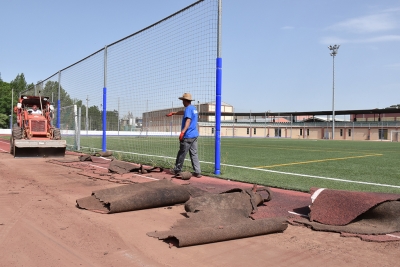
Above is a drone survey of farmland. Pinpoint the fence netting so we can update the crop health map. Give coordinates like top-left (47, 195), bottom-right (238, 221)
top-left (38, 0), bottom-right (218, 174)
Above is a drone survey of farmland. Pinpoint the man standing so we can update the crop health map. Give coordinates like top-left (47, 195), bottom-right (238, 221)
top-left (167, 93), bottom-right (202, 178)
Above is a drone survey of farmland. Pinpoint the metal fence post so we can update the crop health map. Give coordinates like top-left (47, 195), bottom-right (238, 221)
top-left (78, 106), bottom-right (81, 150)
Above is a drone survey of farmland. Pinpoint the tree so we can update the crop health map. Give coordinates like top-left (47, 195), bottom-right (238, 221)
top-left (106, 110), bottom-right (119, 131)
top-left (9, 73), bottom-right (28, 96)
top-left (0, 80), bottom-right (11, 114)
top-left (0, 79), bottom-right (12, 128)
top-left (0, 114), bottom-right (8, 128)
top-left (42, 81), bottom-right (73, 107)
top-left (387, 104), bottom-right (400, 109)
top-left (88, 106), bottom-right (102, 130)
top-left (8, 74), bottom-right (30, 125)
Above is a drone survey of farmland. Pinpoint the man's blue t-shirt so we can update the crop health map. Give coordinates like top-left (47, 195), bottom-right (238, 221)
top-left (181, 105), bottom-right (199, 138)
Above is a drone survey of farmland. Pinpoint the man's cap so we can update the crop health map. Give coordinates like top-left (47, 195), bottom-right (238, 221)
top-left (178, 93), bottom-right (194, 101)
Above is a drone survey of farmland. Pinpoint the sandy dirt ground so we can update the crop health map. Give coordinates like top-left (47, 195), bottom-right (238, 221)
top-left (0, 143), bottom-right (399, 266)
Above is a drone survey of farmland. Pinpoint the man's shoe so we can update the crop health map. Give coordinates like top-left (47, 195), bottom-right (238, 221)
top-left (192, 173), bottom-right (202, 178)
top-left (172, 171), bottom-right (181, 178)
top-left (171, 168), bottom-right (180, 174)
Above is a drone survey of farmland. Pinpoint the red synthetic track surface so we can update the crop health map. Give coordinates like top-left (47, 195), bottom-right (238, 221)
top-left (46, 150), bottom-right (400, 242)
top-left (47, 153), bottom-right (312, 220)
top-left (309, 187), bottom-right (400, 225)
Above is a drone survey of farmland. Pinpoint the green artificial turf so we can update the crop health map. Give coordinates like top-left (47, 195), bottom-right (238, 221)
top-left (216, 138), bottom-right (400, 193)
top-left (60, 135), bottom-right (400, 194)
top-left (3, 130), bottom-right (399, 193)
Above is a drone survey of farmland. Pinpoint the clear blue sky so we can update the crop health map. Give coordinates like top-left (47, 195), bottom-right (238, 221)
top-left (1, 0), bottom-right (399, 113)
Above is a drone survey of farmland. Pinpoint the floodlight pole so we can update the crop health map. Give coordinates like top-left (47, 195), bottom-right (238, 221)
top-left (328, 44), bottom-right (340, 140)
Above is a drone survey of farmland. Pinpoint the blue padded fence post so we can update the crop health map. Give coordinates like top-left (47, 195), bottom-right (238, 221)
top-left (102, 87), bottom-right (107, 152)
top-left (57, 99), bottom-right (61, 128)
top-left (215, 57), bottom-right (222, 175)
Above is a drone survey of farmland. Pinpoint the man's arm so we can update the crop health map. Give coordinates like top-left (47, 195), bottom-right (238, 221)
top-left (179, 118), bottom-right (191, 141)
top-left (182, 118), bottom-right (191, 133)
top-left (166, 110), bottom-right (184, 117)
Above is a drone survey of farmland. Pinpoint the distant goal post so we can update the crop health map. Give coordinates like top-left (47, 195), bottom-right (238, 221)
top-left (390, 130), bottom-right (400, 142)
top-left (59, 104), bottom-right (80, 150)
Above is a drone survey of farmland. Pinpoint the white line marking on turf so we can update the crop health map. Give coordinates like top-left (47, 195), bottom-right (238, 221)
top-left (86, 163), bottom-right (107, 169)
top-left (219, 163), bottom-right (400, 189)
top-left (311, 188), bottom-right (326, 203)
top-left (84, 163), bottom-right (158, 180)
top-left (386, 234), bottom-right (400, 239)
top-left (288, 211), bottom-right (309, 218)
top-left (132, 174), bottom-right (159, 180)
top-left (78, 147), bottom-right (400, 189)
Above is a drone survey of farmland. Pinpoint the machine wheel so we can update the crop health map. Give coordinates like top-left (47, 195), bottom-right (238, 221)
top-left (10, 126), bottom-right (22, 155)
top-left (53, 128), bottom-right (61, 140)
top-left (12, 126), bottom-right (23, 139)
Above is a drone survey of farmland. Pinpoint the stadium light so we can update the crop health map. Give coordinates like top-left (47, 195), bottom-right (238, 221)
top-left (328, 44), bottom-right (340, 140)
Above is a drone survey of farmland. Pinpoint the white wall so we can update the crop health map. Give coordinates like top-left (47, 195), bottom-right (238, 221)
top-left (0, 129), bottom-right (11, 135)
